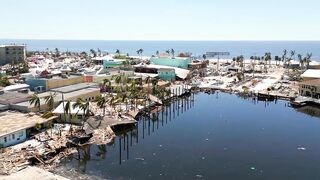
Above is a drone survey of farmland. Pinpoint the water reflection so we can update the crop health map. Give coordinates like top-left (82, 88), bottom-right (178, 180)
top-left (73, 93), bottom-right (195, 168)
top-left (296, 105), bottom-right (320, 117)
top-left (116, 93), bottom-right (195, 165)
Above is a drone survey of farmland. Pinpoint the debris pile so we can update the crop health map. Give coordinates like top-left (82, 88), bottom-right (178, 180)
top-left (0, 124), bottom-right (81, 175)
top-left (88, 126), bottom-right (115, 145)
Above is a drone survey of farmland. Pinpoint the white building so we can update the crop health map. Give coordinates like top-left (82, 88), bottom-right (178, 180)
top-left (301, 69), bottom-right (320, 81)
top-left (0, 111), bottom-right (55, 147)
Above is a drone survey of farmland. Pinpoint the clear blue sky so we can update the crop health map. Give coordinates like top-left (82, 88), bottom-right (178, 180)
top-left (1, 0), bottom-right (319, 40)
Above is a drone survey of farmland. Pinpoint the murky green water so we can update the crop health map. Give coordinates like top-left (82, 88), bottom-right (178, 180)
top-left (57, 92), bottom-right (320, 180)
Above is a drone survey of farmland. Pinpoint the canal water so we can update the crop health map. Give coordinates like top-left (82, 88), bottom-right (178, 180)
top-left (57, 92), bottom-right (320, 180)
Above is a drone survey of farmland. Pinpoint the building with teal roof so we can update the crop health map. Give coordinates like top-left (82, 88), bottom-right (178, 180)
top-left (150, 57), bottom-right (191, 69)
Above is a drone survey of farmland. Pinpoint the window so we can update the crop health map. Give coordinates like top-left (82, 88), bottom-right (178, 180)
top-left (12, 134), bottom-right (15, 139)
top-left (19, 131), bottom-right (23, 137)
top-left (4, 137), bottom-right (7, 143)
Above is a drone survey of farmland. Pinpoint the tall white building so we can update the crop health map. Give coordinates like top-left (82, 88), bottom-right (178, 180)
top-left (0, 44), bottom-right (26, 65)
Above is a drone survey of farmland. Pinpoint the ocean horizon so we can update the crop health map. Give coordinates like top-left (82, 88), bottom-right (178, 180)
top-left (1, 39), bottom-right (319, 60)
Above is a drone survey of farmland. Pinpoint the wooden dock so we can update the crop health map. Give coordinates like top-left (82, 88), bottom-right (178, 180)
top-left (291, 96), bottom-right (320, 107)
top-left (257, 91), bottom-right (293, 101)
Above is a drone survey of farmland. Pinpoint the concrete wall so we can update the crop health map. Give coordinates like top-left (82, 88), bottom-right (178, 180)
top-left (46, 76), bottom-right (84, 90)
top-left (302, 77), bottom-right (319, 81)
top-left (26, 76), bottom-right (85, 91)
top-left (0, 129), bottom-right (26, 148)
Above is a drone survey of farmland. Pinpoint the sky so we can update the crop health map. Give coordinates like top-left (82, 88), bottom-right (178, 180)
top-left (0, 0), bottom-right (319, 41)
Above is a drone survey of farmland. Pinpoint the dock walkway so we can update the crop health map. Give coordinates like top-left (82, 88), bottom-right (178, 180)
top-left (292, 96), bottom-right (320, 106)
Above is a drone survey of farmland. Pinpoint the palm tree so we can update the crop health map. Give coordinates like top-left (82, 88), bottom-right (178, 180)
top-left (29, 94), bottom-right (41, 112)
top-left (282, 49), bottom-right (287, 67)
top-left (288, 50), bottom-right (295, 69)
top-left (165, 50), bottom-right (170, 56)
top-left (170, 48), bottom-right (175, 58)
top-left (103, 79), bottom-right (111, 94)
top-left (108, 95), bottom-right (119, 115)
top-left (115, 49), bottom-right (120, 55)
top-left (144, 76), bottom-right (151, 108)
top-left (73, 98), bottom-right (89, 129)
top-left (298, 54), bottom-right (303, 70)
top-left (136, 48), bottom-right (144, 59)
top-left (55, 48), bottom-right (60, 57)
top-left (118, 93), bottom-right (128, 112)
top-left (127, 80), bottom-right (138, 110)
top-left (203, 54), bottom-right (207, 60)
top-left (264, 52), bottom-right (271, 73)
top-left (97, 48), bottom-right (102, 56)
top-left (95, 95), bottom-right (106, 116)
top-left (64, 100), bottom-right (72, 123)
top-left (90, 49), bottom-right (97, 57)
top-left (112, 75), bottom-right (122, 86)
top-left (236, 55), bottom-right (244, 73)
top-left (151, 78), bottom-right (158, 95)
top-left (305, 53), bottom-right (312, 69)
top-left (145, 76), bottom-right (151, 88)
top-left (139, 48), bottom-right (144, 59)
top-left (250, 56), bottom-right (257, 78)
top-left (44, 92), bottom-right (56, 111)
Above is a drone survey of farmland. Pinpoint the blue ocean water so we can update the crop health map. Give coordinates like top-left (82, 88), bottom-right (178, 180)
top-left (0, 39), bottom-right (320, 59)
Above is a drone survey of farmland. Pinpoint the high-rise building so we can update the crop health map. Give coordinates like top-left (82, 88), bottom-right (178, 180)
top-left (0, 45), bottom-right (26, 65)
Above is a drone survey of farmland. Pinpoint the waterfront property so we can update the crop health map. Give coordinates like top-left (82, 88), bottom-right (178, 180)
top-left (0, 45), bottom-right (26, 65)
top-left (301, 69), bottom-right (320, 81)
top-left (150, 56), bottom-right (192, 69)
top-left (299, 79), bottom-right (320, 98)
top-left (0, 111), bottom-right (54, 147)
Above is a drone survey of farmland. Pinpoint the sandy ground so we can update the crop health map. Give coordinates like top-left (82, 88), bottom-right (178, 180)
top-left (250, 68), bottom-right (285, 92)
top-left (0, 166), bottom-right (68, 180)
top-left (197, 64), bottom-right (287, 93)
